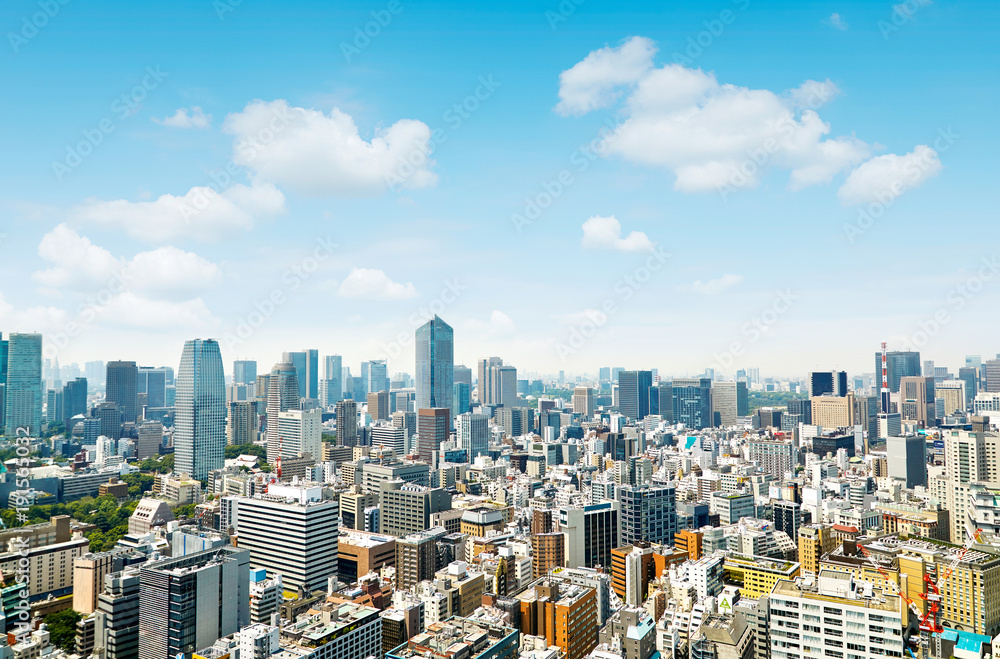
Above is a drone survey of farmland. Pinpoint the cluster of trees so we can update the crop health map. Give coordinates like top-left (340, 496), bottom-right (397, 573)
top-left (225, 443), bottom-right (266, 460)
top-left (0, 492), bottom-right (147, 552)
top-left (138, 453), bottom-right (174, 473)
top-left (43, 609), bottom-right (81, 650)
top-left (747, 390), bottom-right (802, 411)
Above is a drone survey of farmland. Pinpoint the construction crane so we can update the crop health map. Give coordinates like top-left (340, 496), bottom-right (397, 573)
top-left (857, 528), bottom-right (983, 659)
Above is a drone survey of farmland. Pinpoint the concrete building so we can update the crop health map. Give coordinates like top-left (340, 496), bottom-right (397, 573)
top-left (385, 616), bottom-right (519, 659)
top-left (710, 491), bottom-right (754, 525)
top-left (518, 580), bottom-right (597, 659)
top-left (337, 531), bottom-right (396, 585)
top-left (379, 480), bottom-right (452, 538)
top-left (94, 569), bottom-right (141, 659)
top-left (138, 546), bottom-right (249, 659)
top-left (558, 501), bottom-right (620, 570)
top-left (233, 484), bottom-right (339, 591)
top-left (886, 435), bottom-right (927, 488)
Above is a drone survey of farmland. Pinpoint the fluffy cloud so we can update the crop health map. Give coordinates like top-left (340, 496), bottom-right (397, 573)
top-left (34, 224), bottom-right (221, 299)
top-left (0, 293), bottom-right (69, 334)
top-left (223, 100), bottom-right (437, 196)
top-left (581, 215), bottom-right (655, 252)
top-left (153, 106), bottom-right (212, 129)
top-left (337, 268), bottom-right (417, 300)
top-left (556, 37), bottom-right (883, 194)
top-left (837, 145), bottom-right (942, 205)
top-left (677, 274), bottom-right (744, 295)
top-left (825, 13), bottom-right (849, 30)
top-left (463, 310), bottom-right (517, 338)
top-left (70, 182), bottom-right (285, 244)
top-left (555, 36), bottom-right (656, 116)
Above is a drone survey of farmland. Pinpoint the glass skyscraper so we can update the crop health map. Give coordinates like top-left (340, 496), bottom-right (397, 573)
top-left (415, 315), bottom-right (454, 425)
top-left (3, 333), bottom-right (42, 436)
top-left (175, 339), bottom-right (225, 479)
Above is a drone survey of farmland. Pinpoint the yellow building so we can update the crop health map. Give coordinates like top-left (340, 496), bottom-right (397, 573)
top-left (797, 524), bottom-right (839, 577)
top-left (723, 553), bottom-right (800, 599)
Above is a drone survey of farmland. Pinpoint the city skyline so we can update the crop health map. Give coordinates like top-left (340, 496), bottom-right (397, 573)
top-left (3, 1), bottom-right (998, 377)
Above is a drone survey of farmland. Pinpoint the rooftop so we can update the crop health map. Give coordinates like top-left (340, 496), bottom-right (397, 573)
top-left (388, 617), bottom-right (517, 659)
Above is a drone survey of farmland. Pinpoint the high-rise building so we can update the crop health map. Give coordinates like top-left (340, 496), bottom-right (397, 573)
top-left (456, 412), bottom-right (489, 459)
top-left (453, 365), bottom-right (472, 387)
top-left (138, 547), bottom-right (249, 659)
top-left (379, 480), bottom-right (452, 537)
top-left (887, 435), bottom-right (927, 488)
top-left (959, 366), bottom-right (979, 407)
top-left (875, 350), bottom-right (921, 393)
top-left (227, 401), bottom-right (258, 446)
top-left (797, 524), bottom-right (837, 577)
top-left (986, 359), bottom-right (1000, 393)
top-left (452, 382), bottom-right (471, 418)
top-left (137, 421), bottom-right (163, 459)
top-left (573, 386), bottom-right (595, 419)
top-left (233, 484), bottom-right (339, 591)
top-left (559, 502), bottom-right (620, 570)
top-left (283, 351), bottom-right (308, 399)
top-left (322, 354), bottom-right (343, 406)
top-left (476, 357), bottom-right (503, 405)
top-left (395, 531), bottom-right (440, 590)
top-left (367, 390), bottom-right (390, 421)
top-left (517, 580), bottom-right (598, 659)
top-left (106, 361), bottom-right (138, 425)
top-left (618, 370), bottom-right (653, 421)
top-left (417, 407), bottom-right (449, 463)
top-left (137, 366), bottom-right (167, 409)
top-left (810, 392), bottom-right (855, 430)
top-left (748, 439), bottom-right (796, 479)
top-left (266, 362), bottom-right (300, 432)
top-left (712, 381), bottom-right (740, 427)
top-left (368, 359), bottom-right (388, 394)
top-left (94, 569), bottom-right (141, 659)
top-left (4, 332), bottom-right (43, 436)
top-left (899, 375), bottom-right (936, 427)
top-left (269, 408), bottom-right (322, 463)
top-left (620, 483), bottom-right (677, 546)
top-left (809, 370), bottom-right (848, 397)
top-left (336, 399), bottom-right (358, 447)
top-left (174, 339), bottom-right (226, 480)
top-left (415, 316), bottom-right (454, 427)
top-left (233, 360), bottom-right (257, 386)
top-left (672, 378), bottom-right (712, 429)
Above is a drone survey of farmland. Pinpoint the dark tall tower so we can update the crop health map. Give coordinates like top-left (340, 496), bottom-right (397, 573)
top-left (417, 407), bottom-right (450, 463)
top-left (875, 351), bottom-right (921, 394)
top-left (415, 316), bottom-right (454, 428)
top-left (106, 361), bottom-right (138, 424)
top-left (266, 363), bottom-right (300, 432)
top-left (618, 370), bottom-right (653, 421)
top-left (809, 370), bottom-right (848, 397)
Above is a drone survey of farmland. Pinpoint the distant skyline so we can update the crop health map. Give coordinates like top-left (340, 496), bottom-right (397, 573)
top-left (3, 1), bottom-right (998, 378)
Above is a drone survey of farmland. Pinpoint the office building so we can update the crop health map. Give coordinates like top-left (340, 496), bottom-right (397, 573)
top-left (137, 420), bottom-right (163, 459)
top-left (63, 376), bottom-right (88, 430)
top-left (875, 350), bottom-right (921, 394)
top-left (987, 358), bottom-right (1000, 393)
top-left (457, 412), bottom-right (489, 459)
top-left (672, 378), bottom-right (713, 429)
top-left (268, 408), bottom-right (321, 464)
top-left (227, 400), bottom-right (258, 446)
top-left (367, 390), bottom-right (390, 421)
top-left (797, 525), bottom-right (837, 577)
top-left (233, 484), bottom-right (339, 591)
top-left (233, 360), bottom-right (257, 385)
top-left (336, 398), bottom-right (358, 447)
top-left (768, 573), bottom-right (903, 659)
top-left (107, 361), bottom-right (138, 425)
top-left (4, 332), bottom-right (43, 436)
top-left (517, 580), bottom-right (598, 659)
top-left (386, 616), bottom-right (518, 659)
top-left (710, 491), bottom-right (754, 525)
top-left (712, 381), bottom-right (740, 427)
top-left (572, 386), bottom-right (595, 419)
top-left (415, 316), bottom-right (454, 427)
top-left (809, 370), bottom-right (848, 397)
top-left (886, 435), bottom-right (927, 488)
top-left (322, 354), bottom-right (342, 406)
top-left (618, 370), bottom-right (653, 421)
top-left (174, 339), bottom-right (225, 479)
top-left (267, 362), bottom-right (300, 431)
top-left (748, 439), bottom-right (795, 480)
top-left (559, 502), bottom-right (620, 570)
top-left (338, 531), bottom-right (396, 585)
top-left (899, 375), bottom-right (936, 427)
top-left (138, 546), bottom-right (249, 659)
top-left (371, 423), bottom-right (407, 456)
top-left (137, 366), bottom-right (167, 409)
top-left (597, 607), bottom-right (656, 659)
top-left (773, 499), bottom-right (802, 540)
top-left (417, 407), bottom-right (450, 463)
top-left (959, 366), bottom-right (979, 407)
top-left (379, 480), bottom-right (452, 537)
top-left (620, 483), bottom-right (678, 546)
top-left (94, 570), bottom-right (141, 659)
top-left (810, 393), bottom-right (855, 430)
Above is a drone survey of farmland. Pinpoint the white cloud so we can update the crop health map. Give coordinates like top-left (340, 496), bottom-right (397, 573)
top-left (337, 268), bottom-right (417, 300)
top-left (463, 310), bottom-right (517, 339)
top-left (223, 99), bottom-right (437, 196)
top-left (99, 293), bottom-right (216, 329)
top-left (837, 145), bottom-right (942, 205)
top-left (581, 215), bottom-right (655, 252)
top-left (0, 293), bottom-right (69, 334)
top-left (34, 224), bottom-right (222, 299)
top-left (153, 106), bottom-right (212, 129)
top-left (677, 274), bottom-right (744, 295)
top-left (70, 182), bottom-right (285, 244)
top-left (825, 13), bottom-right (849, 30)
top-left (555, 36), bottom-right (657, 116)
top-left (557, 37), bottom-right (872, 194)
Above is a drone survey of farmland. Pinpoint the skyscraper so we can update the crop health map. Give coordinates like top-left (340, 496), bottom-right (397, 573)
top-left (336, 398), bottom-right (358, 447)
top-left (618, 370), bottom-right (653, 421)
top-left (477, 357), bottom-right (503, 405)
top-left (809, 370), bottom-right (848, 397)
top-left (415, 316), bottom-right (454, 426)
top-left (174, 339), bottom-right (225, 479)
top-left (417, 408), bottom-right (450, 463)
top-left (672, 378), bottom-right (712, 429)
top-left (137, 366), bottom-right (167, 408)
top-left (266, 362), bottom-right (300, 433)
top-left (368, 359), bottom-right (388, 394)
top-left (875, 351), bottom-right (920, 393)
top-left (62, 376), bottom-right (88, 431)
top-left (457, 412), bottom-right (489, 459)
top-left (573, 386), bottom-right (595, 419)
top-left (304, 349), bottom-right (319, 399)
top-left (4, 333), bottom-right (42, 436)
top-left (283, 351), bottom-right (308, 399)
top-left (323, 354), bottom-right (342, 406)
top-left (233, 360), bottom-right (257, 386)
top-left (106, 361), bottom-right (138, 424)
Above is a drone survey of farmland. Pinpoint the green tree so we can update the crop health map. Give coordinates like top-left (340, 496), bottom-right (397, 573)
top-left (44, 609), bottom-right (82, 650)
top-left (225, 443), bottom-right (266, 460)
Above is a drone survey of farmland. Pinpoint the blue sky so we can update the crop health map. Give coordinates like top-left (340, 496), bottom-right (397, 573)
top-left (2, 0), bottom-right (997, 380)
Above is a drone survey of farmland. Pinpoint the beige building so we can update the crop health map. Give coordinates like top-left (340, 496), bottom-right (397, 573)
top-left (810, 393), bottom-right (855, 430)
top-left (0, 517), bottom-right (89, 599)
